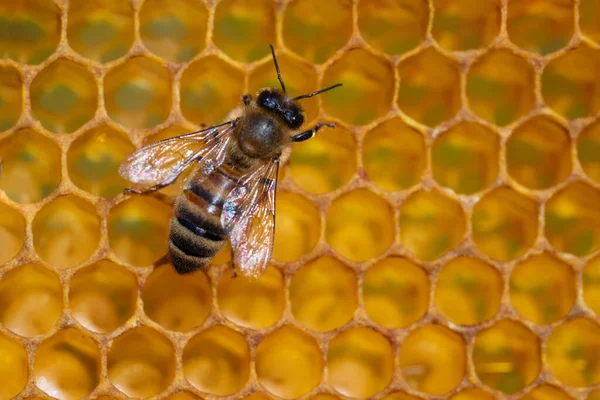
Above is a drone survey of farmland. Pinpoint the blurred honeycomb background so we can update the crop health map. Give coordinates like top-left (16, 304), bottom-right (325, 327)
top-left (1, 0), bottom-right (600, 399)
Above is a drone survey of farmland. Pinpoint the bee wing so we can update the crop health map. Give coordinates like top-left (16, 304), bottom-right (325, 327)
top-left (118, 121), bottom-right (237, 189)
top-left (221, 158), bottom-right (279, 279)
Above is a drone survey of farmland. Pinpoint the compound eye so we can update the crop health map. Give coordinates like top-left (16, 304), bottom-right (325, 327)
top-left (291, 113), bottom-right (304, 128)
top-left (258, 91), bottom-right (278, 110)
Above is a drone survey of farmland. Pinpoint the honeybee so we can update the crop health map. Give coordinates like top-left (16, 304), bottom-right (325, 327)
top-left (119, 45), bottom-right (342, 279)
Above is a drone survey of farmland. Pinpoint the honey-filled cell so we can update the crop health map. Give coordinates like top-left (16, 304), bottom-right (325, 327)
top-left (140, 0), bottom-right (208, 63)
top-left (519, 384), bottom-right (573, 400)
top-left (363, 257), bottom-right (429, 329)
top-left (107, 196), bottom-right (171, 267)
top-left (290, 122), bottom-right (356, 194)
top-left (581, 0), bottom-right (600, 45)
top-left (289, 256), bottom-right (357, 332)
top-left (67, 0), bottom-right (134, 63)
top-left (545, 182), bottom-right (600, 257)
top-left (164, 393), bottom-right (204, 400)
top-left (32, 195), bottom-right (101, 269)
top-left (449, 388), bottom-right (497, 400)
top-left (322, 48), bottom-right (394, 126)
top-left (217, 264), bottom-right (285, 329)
top-left (283, 0), bottom-right (352, 64)
top-left (397, 47), bottom-right (461, 127)
top-left (0, 263), bottom-right (62, 337)
top-left (0, 0), bottom-right (61, 65)
top-left (381, 392), bottom-right (422, 400)
top-left (578, 120), bottom-right (600, 184)
top-left (69, 260), bottom-right (137, 333)
top-left (358, 0), bottom-right (429, 55)
top-left (67, 124), bottom-right (135, 198)
top-left (256, 325), bottom-right (323, 399)
top-left (30, 58), bottom-right (98, 134)
top-left (584, 255), bottom-right (600, 315)
top-left (34, 328), bottom-right (101, 400)
top-left (432, 0), bottom-right (501, 51)
top-left (435, 256), bottom-right (502, 325)
top-left (363, 117), bottom-right (426, 192)
top-left (107, 326), bottom-right (176, 398)
top-left (0, 333), bottom-right (28, 400)
top-left (0, 128), bottom-right (61, 204)
top-left (325, 189), bottom-right (395, 262)
top-left (473, 320), bottom-right (541, 394)
top-left (0, 66), bottom-right (22, 131)
top-left (510, 253), bottom-right (576, 325)
top-left (399, 189), bottom-right (466, 261)
top-left (399, 324), bottom-right (466, 395)
top-left (142, 263), bottom-right (212, 332)
top-left (0, 202), bottom-right (25, 265)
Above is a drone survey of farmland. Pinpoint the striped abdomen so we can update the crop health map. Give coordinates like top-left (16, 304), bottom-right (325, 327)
top-left (169, 166), bottom-right (240, 274)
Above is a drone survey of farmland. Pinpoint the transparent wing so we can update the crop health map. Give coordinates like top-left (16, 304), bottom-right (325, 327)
top-left (118, 121), bottom-right (237, 189)
top-left (221, 158), bottom-right (279, 279)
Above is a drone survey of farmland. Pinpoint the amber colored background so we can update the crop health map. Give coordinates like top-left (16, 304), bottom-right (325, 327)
top-left (1, 0), bottom-right (600, 399)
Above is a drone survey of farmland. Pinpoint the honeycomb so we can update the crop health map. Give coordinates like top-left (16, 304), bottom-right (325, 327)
top-left (2, 0), bottom-right (600, 399)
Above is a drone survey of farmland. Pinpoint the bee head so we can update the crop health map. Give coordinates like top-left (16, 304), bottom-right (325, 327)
top-left (257, 89), bottom-right (305, 129)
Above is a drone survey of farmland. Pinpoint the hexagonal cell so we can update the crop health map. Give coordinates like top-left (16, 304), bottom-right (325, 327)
top-left (104, 56), bottom-right (171, 129)
top-left (283, 0), bottom-right (352, 64)
top-left (213, 0), bottom-right (275, 63)
top-left (217, 264), bottom-right (284, 329)
top-left (0, 0), bottom-right (60, 65)
top-left (0, 202), bottom-right (25, 265)
top-left (362, 118), bottom-right (425, 192)
top-left (467, 49), bottom-right (535, 126)
top-left (545, 182), bottom-right (600, 256)
top-left (590, 389), bottom-right (600, 400)
top-left (290, 122), bottom-right (356, 194)
top-left (290, 256), bottom-right (357, 331)
top-left (399, 324), bottom-right (466, 395)
top-left (0, 66), bottom-right (22, 131)
top-left (472, 186), bottom-right (539, 261)
top-left (32, 195), bottom-right (101, 269)
top-left (307, 395), bottom-right (341, 400)
top-left (397, 47), bottom-right (461, 127)
top-left (69, 260), bottom-right (137, 333)
top-left (581, 0), bottom-right (600, 44)
top-left (584, 256), bottom-right (600, 315)
top-left (107, 326), bottom-right (176, 398)
top-left (325, 189), bottom-right (395, 262)
top-left (34, 328), bottom-right (101, 400)
top-left (242, 393), bottom-right (273, 400)
top-left (578, 120), bottom-right (600, 184)
top-left (507, 116), bottom-right (572, 190)
top-left (0, 333), bottom-right (28, 399)
top-left (180, 55), bottom-right (244, 127)
top-left (142, 263), bottom-right (211, 332)
top-left (30, 58), bottom-right (97, 134)
top-left (380, 392), bottom-right (421, 400)
top-left (542, 44), bottom-right (600, 120)
top-left (108, 196), bottom-right (170, 267)
top-left (272, 192), bottom-right (320, 262)
top-left (328, 326), bottom-right (393, 398)
top-left (449, 388), bottom-right (496, 400)
top-left (507, 0), bottom-right (574, 55)
top-left (432, 0), bottom-right (501, 51)
top-left (546, 318), bottom-right (600, 387)
top-left (399, 189), bottom-right (466, 261)
top-left (363, 257), bottom-right (429, 328)
top-left (520, 384), bottom-right (573, 400)
top-left (140, 0), bottom-right (207, 62)
top-left (67, 124), bottom-right (135, 198)
top-left (435, 256), bottom-right (502, 325)
top-left (358, 0), bottom-right (428, 55)
top-left (510, 252), bottom-right (575, 325)
top-left (322, 48), bottom-right (394, 125)
top-left (473, 320), bottom-right (541, 394)
top-left (249, 52), bottom-right (319, 122)
top-left (256, 325), bottom-right (322, 398)
top-left (0, 263), bottom-right (62, 337)
top-left (432, 122), bottom-right (500, 194)
top-left (164, 393), bottom-right (203, 400)
top-left (67, 0), bottom-right (134, 63)
top-left (183, 325), bottom-right (250, 395)
top-left (0, 128), bottom-right (60, 204)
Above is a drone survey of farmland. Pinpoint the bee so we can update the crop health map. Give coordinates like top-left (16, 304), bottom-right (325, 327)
top-left (119, 45), bottom-right (342, 279)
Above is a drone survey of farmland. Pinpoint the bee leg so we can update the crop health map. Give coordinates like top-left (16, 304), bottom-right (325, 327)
top-left (242, 94), bottom-right (252, 106)
top-left (291, 122), bottom-right (336, 142)
top-left (124, 183), bottom-right (170, 195)
top-left (230, 247), bottom-right (238, 278)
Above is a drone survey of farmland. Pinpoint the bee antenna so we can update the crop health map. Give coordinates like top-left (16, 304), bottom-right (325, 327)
top-left (294, 83), bottom-right (343, 101)
top-left (270, 44), bottom-right (286, 93)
